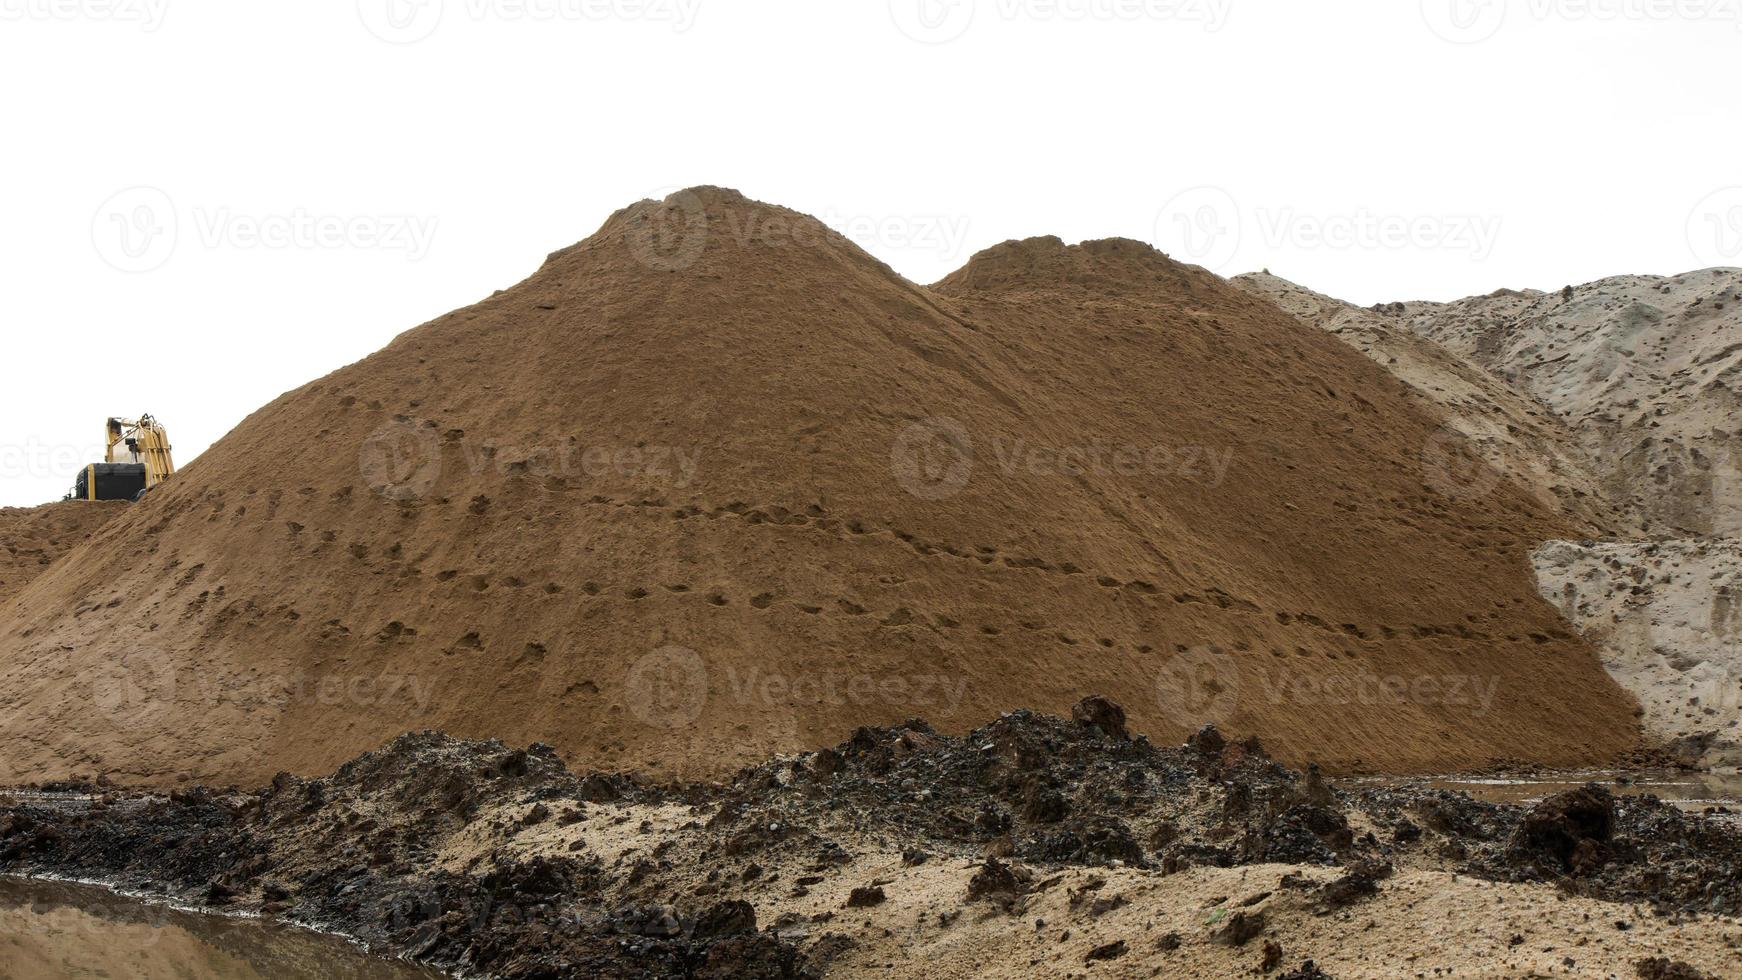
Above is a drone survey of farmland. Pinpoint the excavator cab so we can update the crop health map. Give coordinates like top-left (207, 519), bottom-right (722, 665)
top-left (73, 415), bottom-right (175, 501)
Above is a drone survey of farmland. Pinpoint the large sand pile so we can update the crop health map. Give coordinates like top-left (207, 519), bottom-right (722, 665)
top-left (1231, 272), bottom-right (1623, 536)
top-left (0, 188), bottom-right (1640, 787)
top-left (0, 502), bottom-right (127, 610)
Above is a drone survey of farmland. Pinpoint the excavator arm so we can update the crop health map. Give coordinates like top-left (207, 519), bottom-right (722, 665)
top-left (108, 415), bottom-right (176, 491)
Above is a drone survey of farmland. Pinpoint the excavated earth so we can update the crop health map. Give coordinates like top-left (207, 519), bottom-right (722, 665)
top-left (3, 702), bottom-right (1740, 979)
top-left (0, 502), bottom-right (125, 609)
top-left (0, 189), bottom-right (1642, 787)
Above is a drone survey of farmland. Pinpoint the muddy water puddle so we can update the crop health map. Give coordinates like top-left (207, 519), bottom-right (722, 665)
top-left (0, 876), bottom-right (444, 980)
top-left (1349, 769), bottom-right (1742, 816)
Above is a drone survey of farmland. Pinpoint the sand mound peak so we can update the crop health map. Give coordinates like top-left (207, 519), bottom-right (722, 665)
top-left (935, 235), bottom-right (1205, 296)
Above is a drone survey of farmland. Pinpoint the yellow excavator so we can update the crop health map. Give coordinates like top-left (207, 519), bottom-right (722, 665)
top-left (73, 415), bottom-right (175, 501)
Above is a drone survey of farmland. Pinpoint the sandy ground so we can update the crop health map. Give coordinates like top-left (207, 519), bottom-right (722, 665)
top-left (447, 793), bottom-right (1742, 979)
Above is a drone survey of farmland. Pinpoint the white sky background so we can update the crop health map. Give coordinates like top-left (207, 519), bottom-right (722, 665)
top-left (1, 0), bottom-right (1739, 507)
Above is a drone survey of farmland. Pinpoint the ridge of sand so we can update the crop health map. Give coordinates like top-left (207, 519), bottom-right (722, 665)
top-left (0, 502), bottom-right (128, 610)
top-left (0, 188), bottom-right (1639, 787)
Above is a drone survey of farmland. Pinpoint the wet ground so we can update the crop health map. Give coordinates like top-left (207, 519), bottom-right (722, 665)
top-left (0, 876), bottom-right (445, 980)
top-left (1350, 769), bottom-right (1742, 816)
top-left (6, 707), bottom-right (1742, 978)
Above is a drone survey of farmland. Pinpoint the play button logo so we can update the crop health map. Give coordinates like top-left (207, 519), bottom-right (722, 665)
top-left (891, 0), bottom-right (975, 44)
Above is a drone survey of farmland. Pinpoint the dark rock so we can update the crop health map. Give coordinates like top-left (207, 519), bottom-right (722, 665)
top-left (1188, 725), bottom-right (1227, 755)
top-left (1635, 958), bottom-right (1711, 980)
top-left (1212, 909), bottom-right (1266, 947)
top-left (1071, 696), bottom-right (1128, 740)
top-left (1510, 785), bottom-right (1615, 875)
top-left (1260, 940), bottom-right (1284, 972)
top-left (693, 900), bottom-right (757, 940)
top-left (845, 886), bottom-right (886, 908)
top-left (1085, 939), bottom-right (1127, 962)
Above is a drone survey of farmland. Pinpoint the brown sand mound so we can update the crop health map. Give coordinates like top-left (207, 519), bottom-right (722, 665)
top-left (0, 188), bottom-right (1639, 787)
top-left (0, 502), bottom-right (127, 610)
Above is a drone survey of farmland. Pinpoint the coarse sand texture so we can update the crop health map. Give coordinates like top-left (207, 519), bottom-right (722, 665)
top-left (0, 188), bottom-right (1641, 787)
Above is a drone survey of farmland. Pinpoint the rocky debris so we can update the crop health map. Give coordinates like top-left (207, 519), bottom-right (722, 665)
top-left (1070, 695), bottom-right (1128, 740)
top-left (1084, 939), bottom-right (1128, 962)
top-left (1508, 784), bottom-right (1614, 875)
top-left (1278, 962), bottom-right (1333, 980)
top-left (1260, 940), bottom-right (1284, 972)
top-left (3, 705), bottom-right (1741, 976)
top-left (1212, 909), bottom-right (1266, 947)
top-left (1316, 861), bottom-right (1392, 911)
top-left (1636, 958), bottom-right (1714, 980)
top-left (967, 857), bottom-right (1031, 907)
top-left (843, 886), bottom-right (886, 909)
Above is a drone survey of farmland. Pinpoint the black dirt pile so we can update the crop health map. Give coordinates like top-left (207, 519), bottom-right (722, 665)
top-left (3, 699), bottom-right (1739, 977)
top-left (0, 736), bottom-right (797, 980)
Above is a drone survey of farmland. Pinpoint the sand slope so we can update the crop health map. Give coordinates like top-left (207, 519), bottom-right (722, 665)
top-left (1232, 272), bottom-right (1623, 535)
top-left (0, 502), bottom-right (127, 610)
top-left (0, 189), bottom-right (1639, 786)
